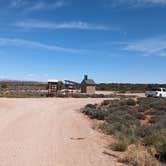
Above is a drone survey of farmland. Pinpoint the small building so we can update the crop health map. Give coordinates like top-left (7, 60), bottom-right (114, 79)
top-left (81, 75), bottom-right (96, 94)
top-left (48, 80), bottom-right (59, 96)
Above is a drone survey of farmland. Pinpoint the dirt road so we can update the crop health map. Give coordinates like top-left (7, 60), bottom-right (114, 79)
top-left (0, 98), bottom-right (118, 166)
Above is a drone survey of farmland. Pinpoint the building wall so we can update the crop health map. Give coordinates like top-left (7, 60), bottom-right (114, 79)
top-left (81, 84), bottom-right (96, 94)
top-left (48, 82), bottom-right (58, 94)
top-left (86, 86), bottom-right (96, 94)
top-left (81, 84), bottom-right (86, 93)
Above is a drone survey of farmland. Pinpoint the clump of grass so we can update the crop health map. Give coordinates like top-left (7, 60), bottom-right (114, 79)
top-left (110, 135), bottom-right (130, 152)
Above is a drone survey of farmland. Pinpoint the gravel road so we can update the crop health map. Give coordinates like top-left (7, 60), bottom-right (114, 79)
top-left (0, 98), bottom-right (118, 166)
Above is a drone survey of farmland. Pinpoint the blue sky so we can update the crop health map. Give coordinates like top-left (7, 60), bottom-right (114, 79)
top-left (0, 0), bottom-right (166, 83)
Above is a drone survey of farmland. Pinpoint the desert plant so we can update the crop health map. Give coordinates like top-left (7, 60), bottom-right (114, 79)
top-left (110, 134), bottom-right (130, 152)
top-left (119, 145), bottom-right (163, 166)
top-left (126, 98), bottom-right (137, 106)
top-left (82, 97), bottom-right (166, 163)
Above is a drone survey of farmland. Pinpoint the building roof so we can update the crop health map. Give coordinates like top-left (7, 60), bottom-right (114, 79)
top-left (82, 79), bottom-right (96, 85)
top-left (48, 80), bottom-right (59, 83)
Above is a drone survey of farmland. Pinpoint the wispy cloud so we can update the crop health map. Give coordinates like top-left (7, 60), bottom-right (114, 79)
top-left (106, 0), bottom-right (166, 8)
top-left (121, 36), bottom-right (166, 56)
top-left (13, 20), bottom-right (111, 31)
top-left (24, 73), bottom-right (50, 81)
top-left (10, 0), bottom-right (27, 8)
top-left (26, 73), bottom-right (36, 77)
top-left (0, 38), bottom-right (86, 54)
top-left (9, 0), bottom-right (66, 11)
top-left (26, 0), bottom-right (66, 11)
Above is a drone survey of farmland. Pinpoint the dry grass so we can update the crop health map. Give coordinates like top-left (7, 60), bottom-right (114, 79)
top-left (119, 145), bottom-right (163, 166)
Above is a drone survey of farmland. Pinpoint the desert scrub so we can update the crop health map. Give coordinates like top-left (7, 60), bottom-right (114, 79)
top-left (82, 97), bottom-right (166, 163)
top-left (110, 132), bottom-right (138, 152)
top-left (98, 122), bottom-right (112, 135)
top-left (82, 104), bottom-right (107, 120)
top-left (0, 91), bottom-right (47, 98)
top-left (119, 145), bottom-right (163, 166)
top-left (110, 137), bottom-right (128, 151)
top-left (126, 98), bottom-right (137, 106)
top-left (136, 125), bottom-right (153, 138)
top-left (143, 129), bottom-right (166, 162)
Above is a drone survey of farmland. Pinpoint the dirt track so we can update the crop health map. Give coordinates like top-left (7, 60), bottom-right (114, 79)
top-left (0, 98), bottom-right (118, 166)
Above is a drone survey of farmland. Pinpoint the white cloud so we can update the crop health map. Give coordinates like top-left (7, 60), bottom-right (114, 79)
top-left (13, 20), bottom-right (111, 31)
top-left (26, 0), bottom-right (66, 11)
top-left (25, 73), bottom-right (50, 81)
top-left (0, 38), bottom-right (86, 54)
top-left (107, 0), bottom-right (166, 8)
top-left (9, 0), bottom-right (66, 11)
top-left (122, 36), bottom-right (166, 56)
top-left (27, 73), bottom-right (36, 77)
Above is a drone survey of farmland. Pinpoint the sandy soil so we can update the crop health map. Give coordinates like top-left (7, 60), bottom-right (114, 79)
top-left (96, 91), bottom-right (145, 98)
top-left (0, 98), bottom-right (119, 166)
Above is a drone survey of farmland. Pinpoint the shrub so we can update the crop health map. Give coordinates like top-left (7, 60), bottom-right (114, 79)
top-left (119, 145), bottom-right (162, 166)
top-left (101, 100), bottom-right (112, 106)
top-left (143, 133), bottom-right (159, 146)
top-left (137, 106), bottom-right (146, 113)
top-left (154, 115), bottom-right (166, 130)
top-left (82, 106), bottom-right (107, 120)
top-left (91, 94), bottom-right (105, 98)
top-left (149, 116), bottom-right (159, 124)
top-left (111, 141), bottom-right (127, 152)
top-left (126, 99), bottom-right (137, 106)
top-left (143, 129), bottom-right (166, 162)
top-left (98, 122), bottom-right (112, 135)
top-left (155, 140), bottom-right (166, 162)
top-left (85, 104), bottom-right (96, 109)
top-left (154, 129), bottom-right (166, 162)
top-left (135, 113), bottom-right (145, 120)
top-left (82, 97), bottom-right (166, 163)
top-left (136, 125), bottom-right (153, 138)
top-left (110, 135), bottom-right (129, 152)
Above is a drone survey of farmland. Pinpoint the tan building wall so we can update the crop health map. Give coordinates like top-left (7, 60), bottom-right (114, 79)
top-left (81, 84), bottom-right (86, 93)
top-left (86, 86), bottom-right (96, 94)
top-left (81, 84), bottom-right (96, 94)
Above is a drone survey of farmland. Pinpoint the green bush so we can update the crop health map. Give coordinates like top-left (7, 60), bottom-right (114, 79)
top-left (126, 99), bottom-right (136, 106)
top-left (82, 105), bottom-right (107, 120)
top-left (136, 125), bottom-right (153, 138)
top-left (111, 141), bottom-right (127, 152)
top-left (110, 135), bottom-right (129, 152)
top-left (155, 140), bottom-right (166, 162)
top-left (143, 133), bottom-right (159, 146)
top-left (153, 129), bottom-right (166, 162)
top-left (154, 115), bottom-right (166, 130)
top-left (98, 122), bottom-right (113, 135)
top-left (85, 104), bottom-right (96, 109)
top-left (143, 129), bottom-right (166, 162)
top-left (101, 100), bottom-right (112, 106)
